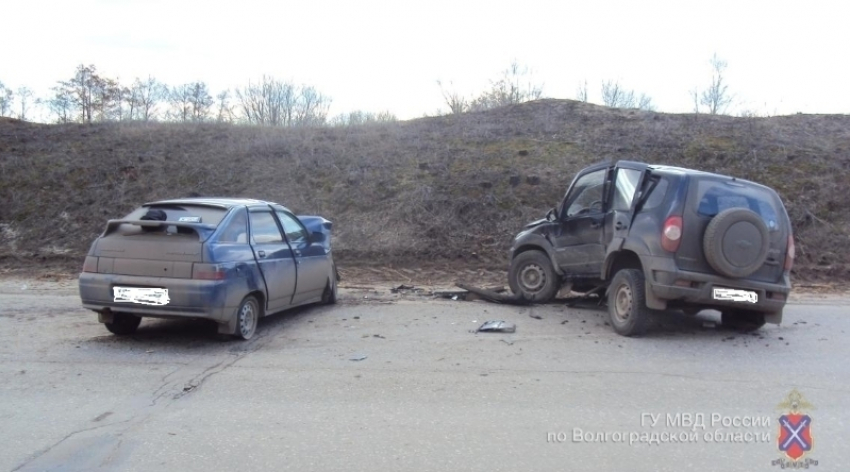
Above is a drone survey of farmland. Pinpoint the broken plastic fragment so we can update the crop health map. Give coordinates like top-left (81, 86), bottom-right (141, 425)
top-left (477, 320), bottom-right (516, 333)
top-left (350, 354), bottom-right (368, 361)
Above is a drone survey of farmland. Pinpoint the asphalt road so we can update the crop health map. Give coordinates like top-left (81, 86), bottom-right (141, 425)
top-left (1, 279), bottom-right (847, 472)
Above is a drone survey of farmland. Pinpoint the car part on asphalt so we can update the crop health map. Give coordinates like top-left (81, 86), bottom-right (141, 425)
top-left (476, 320), bottom-right (517, 333)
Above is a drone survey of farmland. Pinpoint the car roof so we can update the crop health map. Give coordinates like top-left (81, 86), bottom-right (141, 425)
top-left (615, 160), bottom-right (759, 182)
top-left (143, 197), bottom-right (290, 211)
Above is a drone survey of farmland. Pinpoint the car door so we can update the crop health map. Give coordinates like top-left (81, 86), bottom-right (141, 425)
top-left (603, 165), bottom-right (646, 249)
top-left (552, 167), bottom-right (609, 275)
top-left (275, 210), bottom-right (329, 305)
top-left (248, 209), bottom-right (297, 314)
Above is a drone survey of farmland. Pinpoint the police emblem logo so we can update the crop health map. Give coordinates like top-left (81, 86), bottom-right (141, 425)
top-left (773, 389), bottom-right (818, 467)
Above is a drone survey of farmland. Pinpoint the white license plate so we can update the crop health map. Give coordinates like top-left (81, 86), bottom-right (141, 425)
top-left (113, 287), bottom-right (170, 306)
top-left (713, 288), bottom-right (758, 304)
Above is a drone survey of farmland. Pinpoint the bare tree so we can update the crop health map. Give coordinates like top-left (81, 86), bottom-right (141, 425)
top-left (167, 83), bottom-right (197, 122)
top-left (601, 80), bottom-right (655, 111)
top-left (468, 61), bottom-right (544, 111)
top-left (16, 87), bottom-right (34, 121)
top-left (690, 87), bottom-right (701, 114)
top-left (54, 64), bottom-right (121, 123)
top-left (188, 82), bottom-right (213, 122)
top-left (0, 81), bottom-right (13, 117)
top-left (576, 80), bottom-right (589, 103)
top-left (637, 93), bottom-right (655, 112)
top-left (329, 110), bottom-right (397, 126)
top-left (698, 53), bottom-right (734, 115)
top-left (437, 80), bottom-right (468, 114)
top-left (132, 76), bottom-right (166, 121)
top-left (294, 85), bottom-right (330, 126)
top-left (46, 86), bottom-right (74, 123)
top-left (601, 80), bottom-right (635, 108)
top-left (235, 76), bottom-right (330, 127)
top-left (215, 90), bottom-right (234, 123)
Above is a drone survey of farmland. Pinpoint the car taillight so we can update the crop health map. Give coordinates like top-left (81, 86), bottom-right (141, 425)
top-left (82, 256), bottom-right (99, 273)
top-left (784, 234), bottom-right (795, 271)
top-left (661, 216), bottom-right (683, 252)
top-left (193, 264), bottom-right (227, 280)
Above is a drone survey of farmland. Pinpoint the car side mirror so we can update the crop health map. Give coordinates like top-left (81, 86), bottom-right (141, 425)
top-left (309, 231), bottom-right (326, 244)
top-left (546, 207), bottom-right (558, 222)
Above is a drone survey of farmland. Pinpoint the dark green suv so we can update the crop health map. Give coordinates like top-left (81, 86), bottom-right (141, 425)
top-left (508, 160), bottom-right (795, 336)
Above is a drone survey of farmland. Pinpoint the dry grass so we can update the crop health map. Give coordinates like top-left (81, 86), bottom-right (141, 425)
top-left (1, 99), bottom-right (848, 281)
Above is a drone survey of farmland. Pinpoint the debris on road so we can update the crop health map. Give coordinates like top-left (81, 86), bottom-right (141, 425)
top-left (435, 290), bottom-right (473, 301)
top-left (455, 284), bottom-right (532, 305)
top-left (350, 354), bottom-right (368, 361)
top-left (476, 320), bottom-right (516, 333)
top-left (391, 284), bottom-right (425, 294)
top-left (529, 313), bottom-right (543, 320)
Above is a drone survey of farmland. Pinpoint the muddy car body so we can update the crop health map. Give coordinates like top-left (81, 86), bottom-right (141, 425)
top-left (79, 198), bottom-right (338, 340)
top-left (508, 161), bottom-right (794, 336)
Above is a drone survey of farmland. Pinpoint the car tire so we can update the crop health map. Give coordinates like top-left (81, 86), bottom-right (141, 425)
top-left (607, 269), bottom-right (652, 337)
top-left (104, 312), bottom-right (142, 335)
top-left (720, 309), bottom-right (766, 332)
top-left (703, 208), bottom-right (770, 279)
top-left (321, 263), bottom-right (338, 305)
top-left (508, 250), bottom-right (560, 303)
top-left (234, 295), bottom-right (260, 340)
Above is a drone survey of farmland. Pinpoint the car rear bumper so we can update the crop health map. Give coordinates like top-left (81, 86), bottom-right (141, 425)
top-left (79, 273), bottom-right (234, 323)
top-left (643, 256), bottom-right (790, 315)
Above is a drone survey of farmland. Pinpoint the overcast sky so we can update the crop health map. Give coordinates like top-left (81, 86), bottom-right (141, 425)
top-left (3, 0), bottom-right (847, 120)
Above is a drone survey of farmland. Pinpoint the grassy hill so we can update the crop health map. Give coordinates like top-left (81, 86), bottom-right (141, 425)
top-left (1, 100), bottom-right (848, 281)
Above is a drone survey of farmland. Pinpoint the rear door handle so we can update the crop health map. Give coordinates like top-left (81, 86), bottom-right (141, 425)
top-left (257, 250), bottom-right (266, 258)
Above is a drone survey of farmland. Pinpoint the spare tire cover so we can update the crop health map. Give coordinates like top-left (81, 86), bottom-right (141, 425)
top-left (702, 208), bottom-right (770, 278)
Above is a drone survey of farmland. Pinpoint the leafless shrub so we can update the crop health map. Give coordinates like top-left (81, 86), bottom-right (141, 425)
top-left (0, 81), bottom-right (13, 117)
top-left (694, 53), bottom-right (734, 115)
top-left (576, 80), bottom-right (589, 103)
top-left (235, 76), bottom-right (330, 127)
top-left (468, 61), bottom-right (544, 112)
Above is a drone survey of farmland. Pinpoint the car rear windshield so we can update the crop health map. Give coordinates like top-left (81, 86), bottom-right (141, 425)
top-left (694, 179), bottom-right (783, 231)
top-left (122, 204), bottom-right (229, 227)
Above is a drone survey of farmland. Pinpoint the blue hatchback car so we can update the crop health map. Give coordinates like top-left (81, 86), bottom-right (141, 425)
top-left (78, 198), bottom-right (338, 340)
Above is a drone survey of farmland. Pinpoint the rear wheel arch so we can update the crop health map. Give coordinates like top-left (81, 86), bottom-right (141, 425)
top-left (604, 249), bottom-right (666, 310)
top-left (247, 290), bottom-right (266, 317)
top-left (604, 250), bottom-right (644, 280)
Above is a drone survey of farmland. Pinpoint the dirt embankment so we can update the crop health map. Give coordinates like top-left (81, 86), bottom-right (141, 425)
top-left (1, 100), bottom-right (849, 281)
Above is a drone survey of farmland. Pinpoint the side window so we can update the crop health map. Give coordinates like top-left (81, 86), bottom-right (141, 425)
top-left (275, 211), bottom-right (309, 245)
top-left (249, 211), bottom-right (283, 244)
top-left (564, 169), bottom-right (607, 217)
top-left (218, 208), bottom-right (248, 243)
top-left (641, 178), bottom-right (669, 210)
top-left (611, 168), bottom-right (642, 211)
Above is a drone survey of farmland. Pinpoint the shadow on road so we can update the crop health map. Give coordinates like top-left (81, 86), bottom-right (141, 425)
top-left (81, 303), bottom-right (340, 351)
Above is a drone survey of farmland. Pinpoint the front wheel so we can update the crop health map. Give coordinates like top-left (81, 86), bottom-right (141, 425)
top-left (607, 269), bottom-right (652, 337)
top-left (508, 251), bottom-right (560, 303)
